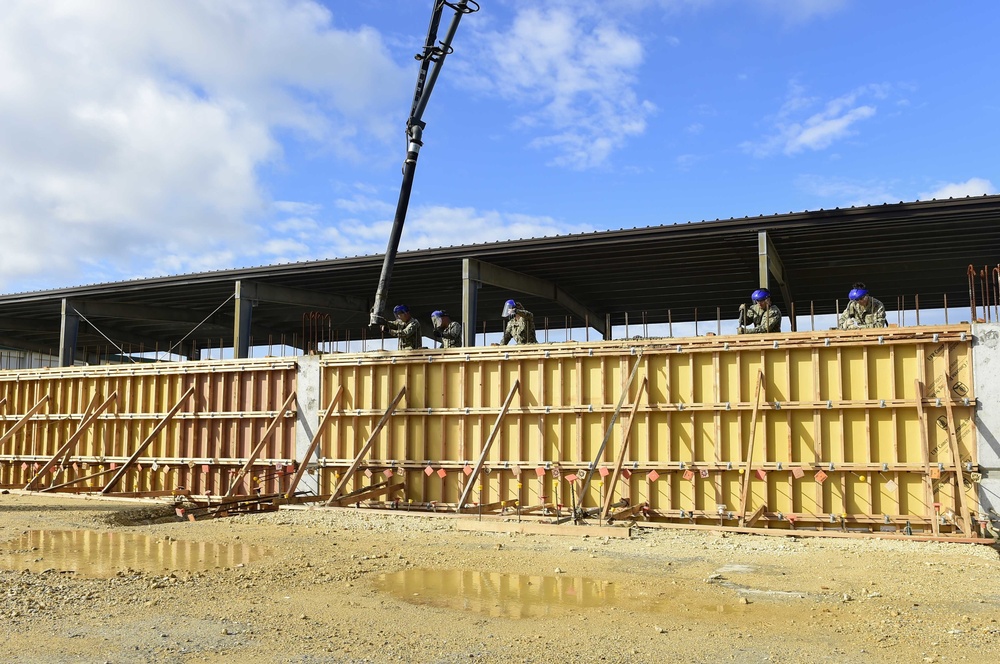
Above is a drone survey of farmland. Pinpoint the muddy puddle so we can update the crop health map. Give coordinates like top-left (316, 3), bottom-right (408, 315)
top-left (0, 529), bottom-right (270, 577)
top-left (377, 569), bottom-right (755, 619)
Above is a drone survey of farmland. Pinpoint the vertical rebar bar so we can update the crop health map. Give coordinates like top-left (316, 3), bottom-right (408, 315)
top-left (694, 307), bottom-right (698, 336)
top-left (642, 311), bottom-right (648, 339)
top-left (915, 294), bottom-right (920, 326)
top-left (585, 314), bottom-right (589, 342)
top-left (624, 312), bottom-right (629, 339)
top-left (716, 306), bottom-right (721, 336)
top-left (668, 309), bottom-right (673, 338)
top-left (944, 293), bottom-right (949, 325)
top-left (810, 301), bottom-right (815, 331)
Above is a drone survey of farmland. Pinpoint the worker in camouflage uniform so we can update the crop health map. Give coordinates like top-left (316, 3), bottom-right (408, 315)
top-left (383, 304), bottom-right (423, 350)
top-left (496, 299), bottom-right (537, 345)
top-left (430, 310), bottom-right (462, 348)
top-left (838, 282), bottom-right (887, 329)
top-left (737, 288), bottom-right (781, 334)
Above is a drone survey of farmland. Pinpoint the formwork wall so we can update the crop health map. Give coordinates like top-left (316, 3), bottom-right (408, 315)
top-left (318, 326), bottom-right (978, 534)
top-left (0, 326), bottom-right (982, 536)
top-left (0, 359), bottom-right (297, 496)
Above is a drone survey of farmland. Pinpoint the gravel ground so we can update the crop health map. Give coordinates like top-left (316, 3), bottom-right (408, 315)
top-left (1, 491), bottom-right (998, 663)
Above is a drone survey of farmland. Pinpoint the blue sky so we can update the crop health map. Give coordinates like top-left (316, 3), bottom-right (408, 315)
top-left (0, 0), bottom-right (996, 294)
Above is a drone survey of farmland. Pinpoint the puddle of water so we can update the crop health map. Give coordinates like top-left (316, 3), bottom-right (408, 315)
top-left (377, 569), bottom-right (746, 619)
top-left (0, 530), bottom-right (270, 578)
top-left (377, 569), bottom-right (615, 618)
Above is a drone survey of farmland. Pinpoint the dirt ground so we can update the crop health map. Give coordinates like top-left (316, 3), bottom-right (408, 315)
top-left (1, 492), bottom-right (998, 664)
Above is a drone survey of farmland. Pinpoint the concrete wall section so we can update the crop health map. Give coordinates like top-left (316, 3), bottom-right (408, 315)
top-left (973, 323), bottom-right (1000, 530)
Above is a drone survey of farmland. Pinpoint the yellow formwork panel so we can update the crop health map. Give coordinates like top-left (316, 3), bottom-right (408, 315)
top-left (0, 360), bottom-right (297, 496)
top-left (318, 325), bottom-right (979, 534)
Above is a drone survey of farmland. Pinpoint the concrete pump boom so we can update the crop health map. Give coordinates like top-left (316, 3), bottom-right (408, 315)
top-left (369, 0), bottom-right (479, 326)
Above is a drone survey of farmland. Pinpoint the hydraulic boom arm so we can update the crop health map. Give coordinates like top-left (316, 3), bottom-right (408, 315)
top-left (369, 0), bottom-right (479, 326)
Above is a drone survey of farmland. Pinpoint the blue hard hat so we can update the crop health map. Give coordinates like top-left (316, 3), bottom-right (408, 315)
top-left (393, 304), bottom-right (409, 315)
top-left (848, 288), bottom-right (868, 301)
top-left (431, 310), bottom-right (445, 319)
top-left (504, 299), bottom-right (516, 308)
top-left (751, 288), bottom-right (770, 302)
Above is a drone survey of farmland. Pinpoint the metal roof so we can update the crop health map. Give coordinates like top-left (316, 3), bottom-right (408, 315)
top-left (2, 195), bottom-right (998, 355)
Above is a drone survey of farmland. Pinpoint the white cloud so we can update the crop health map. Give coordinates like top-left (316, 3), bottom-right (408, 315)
top-left (920, 178), bottom-right (996, 200)
top-left (0, 0), bottom-right (410, 291)
top-left (795, 175), bottom-right (902, 207)
top-left (460, 2), bottom-right (655, 169)
top-left (275, 197), bottom-right (593, 260)
top-left (743, 83), bottom-right (888, 157)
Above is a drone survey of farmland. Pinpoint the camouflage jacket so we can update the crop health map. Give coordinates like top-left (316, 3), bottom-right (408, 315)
top-left (501, 309), bottom-right (537, 345)
top-left (740, 303), bottom-right (781, 334)
top-left (838, 297), bottom-right (887, 330)
top-left (433, 321), bottom-right (463, 348)
top-left (385, 318), bottom-right (423, 350)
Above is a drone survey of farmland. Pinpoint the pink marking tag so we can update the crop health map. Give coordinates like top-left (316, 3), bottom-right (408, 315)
top-left (598, 467), bottom-right (610, 478)
top-left (463, 464), bottom-right (473, 476)
top-left (535, 467), bottom-right (546, 477)
top-left (815, 470), bottom-right (828, 484)
top-left (424, 466), bottom-right (434, 477)
top-left (437, 468), bottom-right (447, 479)
top-left (383, 468), bottom-right (394, 478)
top-left (791, 467), bottom-right (805, 479)
top-left (682, 469), bottom-right (694, 481)
top-left (202, 464), bottom-right (210, 473)
top-left (364, 468), bottom-right (373, 478)
top-left (622, 469), bottom-right (632, 480)
top-left (756, 469), bottom-right (767, 481)
top-left (564, 474), bottom-right (578, 483)
top-left (647, 470), bottom-right (660, 482)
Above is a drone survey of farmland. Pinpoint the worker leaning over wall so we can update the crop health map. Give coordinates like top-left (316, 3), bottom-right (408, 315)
top-left (838, 282), bottom-right (887, 329)
top-left (431, 310), bottom-right (462, 348)
top-left (382, 304), bottom-right (424, 350)
top-left (494, 299), bottom-right (537, 345)
top-left (738, 288), bottom-right (781, 334)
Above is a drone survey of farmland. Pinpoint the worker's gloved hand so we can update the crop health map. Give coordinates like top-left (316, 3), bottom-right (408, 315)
top-left (736, 326), bottom-right (745, 335)
top-left (739, 303), bottom-right (746, 311)
top-left (432, 329), bottom-right (442, 338)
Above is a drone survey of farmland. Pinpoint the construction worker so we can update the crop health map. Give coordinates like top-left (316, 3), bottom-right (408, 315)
top-left (738, 288), bottom-right (781, 334)
top-left (383, 304), bottom-right (423, 350)
top-left (838, 283), bottom-right (887, 329)
top-left (496, 299), bottom-right (537, 345)
top-left (430, 310), bottom-right (462, 348)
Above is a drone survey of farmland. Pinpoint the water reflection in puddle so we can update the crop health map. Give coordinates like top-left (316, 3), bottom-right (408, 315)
top-left (377, 569), bottom-right (618, 618)
top-left (0, 530), bottom-right (270, 578)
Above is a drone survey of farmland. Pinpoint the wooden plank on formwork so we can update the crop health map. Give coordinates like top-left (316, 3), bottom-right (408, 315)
top-left (635, 521), bottom-right (994, 544)
top-left (459, 499), bottom-right (518, 514)
top-left (24, 392), bottom-right (118, 491)
top-left (914, 380), bottom-right (939, 536)
top-left (738, 371), bottom-right (765, 526)
top-left (55, 393), bottom-right (101, 467)
top-left (608, 501), bottom-right (648, 523)
top-left (577, 351), bottom-right (644, 514)
top-left (42, 467), bottom-right (118, 492)
top-left (224, 390), bottom-right (297, 498)
top-left (285, 385), bottom-right (344, 499)
top-left (942, 376), bottom-right (971, 537)
top-left (327, 480), bottom-right (406, 507)
top-left (456, 520), bottom-right (630, 539)
top-left (746, 503), bottom-right (767, 527)
top-left (0, 394), bottom-right (50, 451)
top-left (326, 386), bottom-right (406, 505)
top-left (101, 386), bottom-right (194, 494)
top-left (456, 380), bottom-right (520, 512)
top-left (600, 377), bottom-right (648, 522)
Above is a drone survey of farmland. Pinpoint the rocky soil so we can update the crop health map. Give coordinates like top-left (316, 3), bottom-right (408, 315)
top-left (1, 491), bottom-right (998, 663)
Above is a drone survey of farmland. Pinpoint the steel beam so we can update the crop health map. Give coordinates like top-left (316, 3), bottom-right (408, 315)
top-left (59, 299), bottom-right (80, 367)
top-left (462, 258), bottom-right (607, 341)
top-left (758, 231), bottom-right (795, 331)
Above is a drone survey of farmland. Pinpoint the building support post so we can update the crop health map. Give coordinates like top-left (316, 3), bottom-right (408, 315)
top-left (758, 231), bottom-right (795, 331)
top-left (233, 281), bottom-right (253, 359)
top-left (58, 299), bottom-right (80, 367)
